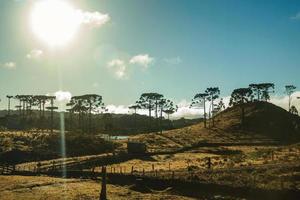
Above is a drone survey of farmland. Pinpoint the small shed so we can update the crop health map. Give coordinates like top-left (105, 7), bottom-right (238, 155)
top-left (127, 142), bottom-right (147, 154)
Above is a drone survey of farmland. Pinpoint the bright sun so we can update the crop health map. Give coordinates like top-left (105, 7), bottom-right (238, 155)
top-left (30, 0), bottom-right (81, 47)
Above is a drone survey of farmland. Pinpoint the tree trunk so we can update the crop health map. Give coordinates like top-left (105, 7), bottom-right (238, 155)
top-left (99, 166), bottom-right (107, 200)
top-left (241, 104), bottom-right (245, 127)
top-left (203, 97), bottom-right (206, 128)
top-left (288, 95), bottom-right (291, 112)
top-left (148, 102), bottom-right (152, 129)
top-left (160, 109), bottom-right (163, 134)
top-left (50, 99), bottom-right (54, 134)
top-left (7, 98), bottom-right (11, 116)
top-left (89, 104), bottom-right (92, 133)
top-left (211, 96), bottom-right (215, 127)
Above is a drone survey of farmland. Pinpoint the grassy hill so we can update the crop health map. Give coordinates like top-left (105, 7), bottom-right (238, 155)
top-left (133, 101), bottom-right (300, 152)
top-left (215, 101), bottom-right (300, 142)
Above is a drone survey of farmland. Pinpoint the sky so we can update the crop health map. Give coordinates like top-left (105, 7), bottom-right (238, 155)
top-left (1, 0), bottom-right (300, 118)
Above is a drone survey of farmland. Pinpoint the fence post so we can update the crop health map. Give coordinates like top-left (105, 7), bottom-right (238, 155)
top-left (207, 157), bottom-right (212, 169)
top-left (172, 171), bottom-right (175, 180)
top-left (131, 166), bottom-right (134, 175)
top-left (99, 166), bottom-right (107, 200)
top-left (142, 168), bottom-right (145, 176)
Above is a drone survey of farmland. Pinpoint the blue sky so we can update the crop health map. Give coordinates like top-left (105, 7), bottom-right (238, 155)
top-left (1, 0), bottom-right (300, 113)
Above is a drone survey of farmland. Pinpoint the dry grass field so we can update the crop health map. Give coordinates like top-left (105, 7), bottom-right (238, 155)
top-left (0, 176), bottom-right (195, 200)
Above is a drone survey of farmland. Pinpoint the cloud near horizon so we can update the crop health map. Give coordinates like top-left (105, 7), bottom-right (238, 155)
top-left (105, 92), bottom-right (300, 119)
top-left (54, 90), bottom-right (72, 102)
top-left (1, 62), bottom-right (16, 70)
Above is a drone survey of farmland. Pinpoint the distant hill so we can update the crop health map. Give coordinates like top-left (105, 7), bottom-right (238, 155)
top-left (133, 102), bottom-right (300, 152)
top-left (0, 110), bottom-right (202, 135)
top-left (215, 101), bottom-right (300, 142)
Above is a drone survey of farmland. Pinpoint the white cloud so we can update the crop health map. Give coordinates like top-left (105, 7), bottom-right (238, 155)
top-left (26, 49), bottom-right (43, 59)
top-left (1, 62), bottom-right (16, 70)
top-left (290, 12), bottom-right (300, 20)
top-left (106, 105), bottom-right (129, 114)
top-left (78, 10), bottom-right (110, 27)
top-left (164, 57), bottom-right (182, 65)
top-left (107, 59), bottom-right (128, 79)
top-left (130, 54), bottom-right (154, 68)
top-left (270, 91), bottom-right (300, 111)
top-left (55, 90), bottom-right (72, 102)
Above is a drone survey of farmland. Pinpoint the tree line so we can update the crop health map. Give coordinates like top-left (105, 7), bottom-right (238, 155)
top-left (0, 83), bottom-right (298, 133)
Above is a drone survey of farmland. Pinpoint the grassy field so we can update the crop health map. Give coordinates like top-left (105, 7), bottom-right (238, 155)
top-left (0, 175), bottom-right (194, 200)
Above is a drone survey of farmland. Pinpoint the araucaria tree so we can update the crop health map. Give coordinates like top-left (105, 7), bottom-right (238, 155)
top-left (129, 104), bottom-right (141, 131)
top-left (160, 99), bottom-right (178, 120)
top-left (68, 96), bottom-right (86, 132)
top-left (205, 87), bottom-right (220, 127)
top-left (285, 85), bottom-right (296, 112)
top-left (290, 105), bottom-right (298, 115)
top-left (81, 94), bottom-right (105, 133)
top-left (191, 93), bottom-right (208, 128)
top-left (67, 94), bottom-right (105, 133)
top-left (249, 83), bottom-right (274, 102)
top-left (6, 95), bottom-right (13, 116)
top-left (158, 98), bottom-right (178, 132)
top-left (229, 88), bottom-right (253, 126)
top-left (136, 93), bottom-right (163, 129)
top-left (46, 96), bottom-right (58, 134)
top-left (260, 83), bottom-right (275, 101)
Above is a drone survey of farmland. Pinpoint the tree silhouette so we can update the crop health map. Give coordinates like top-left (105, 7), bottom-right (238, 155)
top-left (249, 84), bottom-right (262, 101)
top-left (229, 88), bottom-right (253, 126)
top-left (260, 83), bottom-right (275, 101)
top-left (160, 99), bottom-right (178, 120)
top-left (68, 95), bottom-right (105, 133)
top-left (158, 98), bottom-right (178, 132)
top-left (6, 95), bottom-right (13, 116)
top-left (205, 87), bottom-right (220, 127)
top-left (215, 98), bottom-right (226, 113)
top-left (15, 95), bottom-right (27, 118)
top-left (33, 95), bottom-right (52, 131)
top-left (191, 93), bottom-right (208, 128)
top-left (136, 93), bottom-right (163, 129)
top-left (68, 96), bottom-right (87, 132)
top-left (290, 105), bottom-right (298, 115)
top-left (129, 104), bottom-right (141, 131)
top-left (285, 85), bottom-right (297, 112)
top-left (81, 94), bottom-right (105, 133)
top-left (46, 96), bottom-right (58, 134)
top-left (14, 95), bottom-right (22, 116)
top-left (249, 83), bottom-right (274, 102)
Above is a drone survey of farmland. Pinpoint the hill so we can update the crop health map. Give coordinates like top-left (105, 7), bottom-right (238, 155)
top-left (215, 101), bottom-right (300, 142)
top-left (132, 101), bottom-right (300, 152)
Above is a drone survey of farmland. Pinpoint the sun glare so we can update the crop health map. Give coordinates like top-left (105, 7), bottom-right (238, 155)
top-left (30, 0), bottom-right (81, 47)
